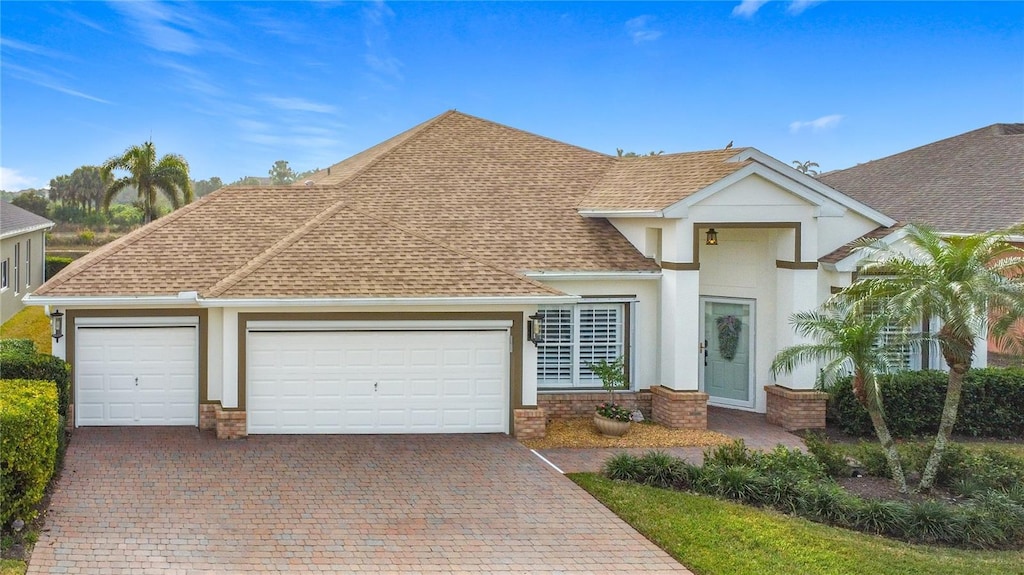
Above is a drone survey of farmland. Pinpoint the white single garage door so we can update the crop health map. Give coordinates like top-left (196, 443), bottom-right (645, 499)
top-left (76, 325), bottom-right (199, 426)
top-left (247, 329), bottom-right (509, 434)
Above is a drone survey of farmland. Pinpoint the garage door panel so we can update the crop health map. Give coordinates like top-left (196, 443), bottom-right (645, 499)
top-left (75, 326), bottom-right (198, 426)
top-left (247, 330), bottom-right (508, 434)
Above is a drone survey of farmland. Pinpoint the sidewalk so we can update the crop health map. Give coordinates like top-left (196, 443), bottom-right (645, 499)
top-left (536, 407), bottom-right (805, 473)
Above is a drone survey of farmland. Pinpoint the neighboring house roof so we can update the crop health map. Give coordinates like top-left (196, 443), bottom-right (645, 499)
top-left (578, 149), bottom-right (751, 212)
top-left (37, 111), bottom-right (662, 299)
top-left (819, 224), bottom-right (904, 266)
top-left (819, 124), bottom-right (1024, 234)
top-left (1, 201), bottom-right (54, 240)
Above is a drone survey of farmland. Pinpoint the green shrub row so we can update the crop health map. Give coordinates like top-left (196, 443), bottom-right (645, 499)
top-left (45, 255), bottom-right (74, 280)
top-left (830, 368), bottom-right (1024, 439)
top-left (604, 443), bottom-right (1024, 549)
top-left (1, 379), bottom-right (60, 527)
top-left (0, 340), bottom-right (70, 419)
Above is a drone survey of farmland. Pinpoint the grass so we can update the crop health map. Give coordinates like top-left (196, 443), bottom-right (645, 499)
top-left (0, 560), bottom-right (26, 575)
top-left (0, 306), bottom-right (51, 354)
top-left (571, 473), bottom-right (1024, 575)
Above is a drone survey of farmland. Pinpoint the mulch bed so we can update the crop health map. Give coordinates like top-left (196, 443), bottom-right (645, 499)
top-left (520, 416), bottom-right (734, 450)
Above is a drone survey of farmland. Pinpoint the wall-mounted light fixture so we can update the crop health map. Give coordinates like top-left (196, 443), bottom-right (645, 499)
top-left (527, 312), bottom-right (544, 345)
top-left (705, 228), bottom-right (719, 246)
top-left (50, 309), bottom-right (65, 342)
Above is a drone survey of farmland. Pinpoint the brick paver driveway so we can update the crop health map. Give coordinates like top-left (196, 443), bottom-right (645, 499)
top-left (29, 429), bottom-right (689, 574)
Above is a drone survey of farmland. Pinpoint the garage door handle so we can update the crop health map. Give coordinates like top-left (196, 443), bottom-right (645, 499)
top-left (135, 377), bottom-right (139, 386)
top-left (374, 382), bottom-right (378, 392)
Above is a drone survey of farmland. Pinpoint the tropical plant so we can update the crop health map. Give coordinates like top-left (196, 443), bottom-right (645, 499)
top-left (845, 225), bottom-right (1024, 491)
top-left (792, 160), bottom-right (820, 176)
top-left (101, 141), bottom-right (192, 223)
top-left (589, 356), bottom-right (630, 421)
top-left (771, 301), bottom-right (911, 493)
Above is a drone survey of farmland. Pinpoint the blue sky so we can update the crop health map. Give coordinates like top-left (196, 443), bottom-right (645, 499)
top-left (2, 1), bottom-right (1022, 190)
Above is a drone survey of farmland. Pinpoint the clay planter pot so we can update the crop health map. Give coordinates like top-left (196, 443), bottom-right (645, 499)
top-left (593, 413), bottom-right (631, 437)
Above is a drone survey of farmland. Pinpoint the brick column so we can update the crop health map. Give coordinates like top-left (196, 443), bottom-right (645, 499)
top-left (214, 405), bottom-right (247, 439)
top-left (513, 407), bottom-right (547, 440)
top-left (765, 385), bottom-right (828, 431)
top-left (199, 404), bottom-right (217, 431)
top-left (650, 386), bottom-right (709, 430)
top-left (65, 404), bottom-right (75, 432)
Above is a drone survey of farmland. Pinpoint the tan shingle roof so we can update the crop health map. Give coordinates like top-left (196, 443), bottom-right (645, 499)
top-left (819, 124), bottom-right (1024, 234)
top-left (819, 224), bottom-right (904, 265)
top-left (579, 149), bottom-right (751, 211)
top-left (37, 111), bottom-right (664, 299)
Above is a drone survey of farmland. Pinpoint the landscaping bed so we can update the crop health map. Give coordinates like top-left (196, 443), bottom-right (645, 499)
top-left (519, 416), bottom-right (733, 449)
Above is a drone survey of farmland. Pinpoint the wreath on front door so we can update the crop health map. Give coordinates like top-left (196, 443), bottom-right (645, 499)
top-left (716, 315), bottom-right (742, 360)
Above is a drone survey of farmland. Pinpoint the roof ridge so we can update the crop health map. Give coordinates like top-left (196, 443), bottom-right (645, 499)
top-left (346, 205), bottom-right (565, 296)
top-left (204, 195), bottom-right (354, 298)
top-left (447, 110), bottom-right (613, 159)
top-left (35, 186), bottom-right (233, 295)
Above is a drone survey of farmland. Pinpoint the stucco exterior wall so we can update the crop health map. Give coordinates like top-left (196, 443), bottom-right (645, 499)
top-left (1, 229), bottom-right (48, 324)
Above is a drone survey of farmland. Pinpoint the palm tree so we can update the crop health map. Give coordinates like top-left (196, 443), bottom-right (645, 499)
top-left (846, 225), bottom-right (1024, 491)
top-left (101, 141), bottom-right (193, 223)
top-left (771, 302), bottom-right (911, 493)
top-left (792, 160), bottom-right (820, 176)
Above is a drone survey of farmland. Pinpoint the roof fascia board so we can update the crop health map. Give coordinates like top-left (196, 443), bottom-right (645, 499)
top-left (525, 271), bottom-right (662, 281)
top-left (732, 149), bottom-right (898, 226)
top-left (199, 295), bottom-right (581, 307)
top-left (577, 210), bottom-right (664, 219)
top-left (23, 294), bottom-right (199, 307)
top-left (1, 222), bottom-right (55, 240)
top-left (831, 227), bottom-right (910, 272)
top-left (662, 163), bottom-right (848, 219)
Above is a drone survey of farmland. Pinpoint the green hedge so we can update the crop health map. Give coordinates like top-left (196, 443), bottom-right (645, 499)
top-left (829, 368), bottom-right (1024, 439)
top-left (0, 340), bottom-right (70, 419)
top-left (45, 255), bottom-right (74, 280)
top-left (0, 379), bottom-right (60, 527)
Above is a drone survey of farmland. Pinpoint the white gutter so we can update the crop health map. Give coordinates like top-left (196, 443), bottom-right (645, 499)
top-left (25, 292), bottom-right (582, 308)
top-left (1, 222), bottom-right (55, 241)
top-left (23, 293), bottom-right (200, 307)
top-left (526, 271), bottom-right (662, 281)
top-left (577, 210), bottom-right (664, 218)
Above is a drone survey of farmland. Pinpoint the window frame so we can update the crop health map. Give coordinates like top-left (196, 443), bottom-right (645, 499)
top-left (12, 243), bottom-right (20, 295)
top-left (1, 259), bottom-right (8, 291)
top-left (536, 298), bottom-right (634, 391)
top-left (25, 238), bottom-right (31, 288)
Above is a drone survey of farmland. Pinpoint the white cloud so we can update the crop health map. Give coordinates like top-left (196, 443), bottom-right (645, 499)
top-left (261, 96), bottom-right (338, 115)
top-left (625, 16), bottom-right (663, 44)
top-left (110, 1), bottom-right (203, 55)
top-left (732, 0), bottom-right (769, 18)
top-left (3, 62), bottom-right (111, 104)
top-left (789, 114), bottom-right (844, 133)
top-left (788, 0), bottom-right (822, 15)
top-left (0, 167), bottom-right (36, 191)
top-left (362, 1), bottom-right (403, 83)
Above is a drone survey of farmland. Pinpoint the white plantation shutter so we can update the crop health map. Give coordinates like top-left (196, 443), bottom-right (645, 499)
top-left (538, 302), bottom-right (627, 389)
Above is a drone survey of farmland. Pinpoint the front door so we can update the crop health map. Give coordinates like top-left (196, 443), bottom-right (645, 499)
top-left (700, 297), bottom-right (755, 409)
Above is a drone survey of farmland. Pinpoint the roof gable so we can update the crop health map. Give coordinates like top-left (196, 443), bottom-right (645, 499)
top-left (819, 124), bottom-right (1024, 233)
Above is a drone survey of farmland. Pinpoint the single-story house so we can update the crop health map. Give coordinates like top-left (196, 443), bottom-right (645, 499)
top-left (1, 201), bottom-right (54, 324)
top-left (26, 112), bottom-right (1008, 438)
top-left (819, 123), bottom-right (1024, 367)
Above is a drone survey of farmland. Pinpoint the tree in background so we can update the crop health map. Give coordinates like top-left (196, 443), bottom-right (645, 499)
top-left (193, 177), bottom-right (224, 197)
top-left (101, 141), bottom-right (192, 224)
top-left (792, 160), bottom-right (821, 176)
top-left (231, 176), bottom-right (263, 186)
top-left (269, 160), bottom-right (297, 185)
top-left (616, 148), bottom-right (663, 158)
top-left (9, 191), bottom-right (49, 217)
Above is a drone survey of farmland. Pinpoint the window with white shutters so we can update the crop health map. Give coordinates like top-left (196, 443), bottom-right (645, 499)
top-left (537, 302), bottom-right (627, 389)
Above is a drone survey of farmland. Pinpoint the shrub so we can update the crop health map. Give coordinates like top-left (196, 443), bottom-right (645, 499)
top-left (0, 379), bottom-right (60, 527)
top-left (108, 204), bottom-right (142, 231)
top-left (796, 481), bottom-right (859, 526)
top-left (703, 439), bottom-right (756, 468)
top-left (851, 441), bottom-right (892, 478)
top-left (757, 445), bottom-right (826, 480)
top-left (851, 499), bottom-right (911, 536)
top-left (45, 255), bottom-right (74, 279)
top-left (804, 433), bottom-right (850, 478)
top-left (637, 451), bottom-right (698, 490)
top-left (0, 340), bottom-right (70, 419)
top-left (603, 453), bottom-right (644, 483)
top-left (76, 229), bottom-right (96, 245)
top-left (700, 465), bottom-right (769, 504)
top-left (905, 500), bottom-right (964, 544)
top-left (830, 368), bottom-right (1024, 439)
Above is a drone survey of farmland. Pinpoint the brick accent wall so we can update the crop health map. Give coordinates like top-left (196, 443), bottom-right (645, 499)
top-left (513, 408), bottom-right (547, 440)
top-left (650, 386), bottom-right (709, 430)
top-left (765, 385), bottom-right (828, 431)
top-left (214, 405), bottom-right (247, 439)
top-left (199, 404), bottom-right (217, 431)
top-left (538, 391), bottom-right (652, 421)
top-left (65, 404), bottom-right (75, 432)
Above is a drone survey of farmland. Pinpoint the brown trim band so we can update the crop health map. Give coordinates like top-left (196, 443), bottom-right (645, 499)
top-left (775, 260), bottom-right (819, 270)
top-left (65, 308), bottom-right (210, 416)
top-left (237, 311), bottom-right (524, 433)
top-left (661, 261), bottom-right (700, 271)
top-left (830, 286), bottom-right (844, 295)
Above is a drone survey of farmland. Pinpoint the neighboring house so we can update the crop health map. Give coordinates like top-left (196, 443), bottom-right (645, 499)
top-left (819, 123), bottom-right (1024, 367)
top-left (1, 201), bottom-right (54, 324)
top-left (30, 110), bottom-right (929, 439)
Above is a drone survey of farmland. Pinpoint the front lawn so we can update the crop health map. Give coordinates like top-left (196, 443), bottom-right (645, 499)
top-left (0, 559), bottom-right (26, 575)
top-left (572, 473), bottom-right (1024, 575)
top-left (0, 306), bottom-right (50, 354)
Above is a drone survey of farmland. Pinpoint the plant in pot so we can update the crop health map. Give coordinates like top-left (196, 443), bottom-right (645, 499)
top-left (589, 356), bottom-right (631, 437)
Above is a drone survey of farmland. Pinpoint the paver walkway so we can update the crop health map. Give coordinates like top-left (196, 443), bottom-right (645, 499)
top-left (537, 407), bottom-right (806, 473)
top-left (29, 429), bottom-right (690, 574)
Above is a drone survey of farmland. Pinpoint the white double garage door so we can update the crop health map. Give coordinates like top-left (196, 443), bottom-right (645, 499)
top-left (76, 318), bottom-right (510, 434)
